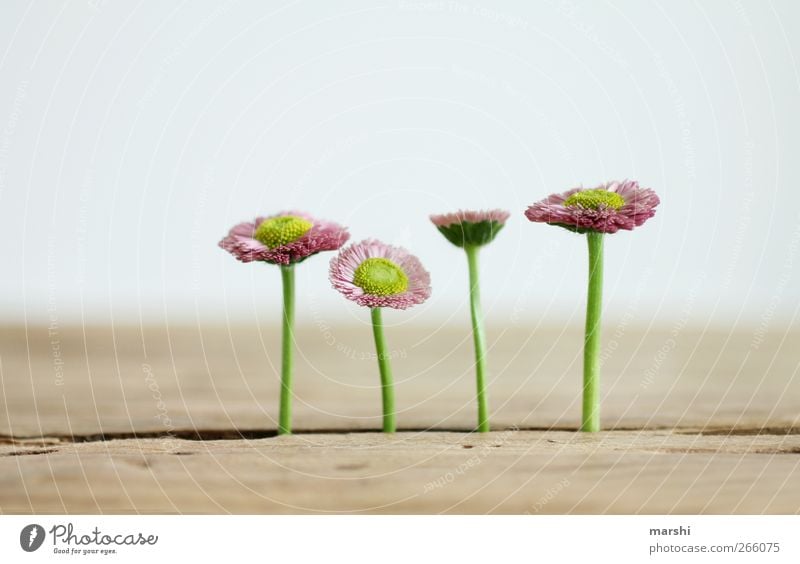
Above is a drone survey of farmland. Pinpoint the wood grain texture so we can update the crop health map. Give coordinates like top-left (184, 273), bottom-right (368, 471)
top-left (0, 324), bottom-right (798, 514)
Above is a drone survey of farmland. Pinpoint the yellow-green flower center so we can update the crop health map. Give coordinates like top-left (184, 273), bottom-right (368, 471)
top-left (353, 257), bottom-right (408, 296)
top-left (254, 216), bottom-right (312, 248)
top-left (564, 189), bottom-right (625, 210)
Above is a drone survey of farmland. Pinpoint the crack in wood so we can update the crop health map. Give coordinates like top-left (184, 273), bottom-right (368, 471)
top-left (2, 448), bottom-right (58, 457)
top-left (0, 426), bottom-right (552, 443)
top-left (0, 425), bottom-right (797, 445)
top-left (677, 427), bottom-right (800, 436)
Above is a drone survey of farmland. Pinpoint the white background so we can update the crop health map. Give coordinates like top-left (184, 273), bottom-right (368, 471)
top-left (1, 0), bottom-right (798, 329)
top-left (0, 516), bottom-right (797, 563)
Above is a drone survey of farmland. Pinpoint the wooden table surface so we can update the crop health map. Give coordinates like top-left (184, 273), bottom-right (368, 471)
top-left (1, 323), bottom-right (798, 514)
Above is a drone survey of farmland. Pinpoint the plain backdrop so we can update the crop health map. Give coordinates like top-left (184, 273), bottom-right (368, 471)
top-left (1, 0), bottom-right (799, 332)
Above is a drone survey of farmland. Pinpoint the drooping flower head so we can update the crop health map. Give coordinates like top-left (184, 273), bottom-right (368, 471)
top-left (330, 239), bottom-right (431, 309)
top-left (524, 180), bottom-right (659, 234)
top-left (219, 211), bottom-right (349, 265)
top-left (430, 209), bottom-right (510, 248)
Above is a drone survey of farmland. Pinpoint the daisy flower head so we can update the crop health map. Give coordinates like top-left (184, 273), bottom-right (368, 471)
top-left (430, 209), bottom-right (510, 248)
top-left (219, 211), bottom-right (349, 265)
top-left (329, 239), bottom-right (431, 310)
top-left (524, 180), bottom-right (659, 234)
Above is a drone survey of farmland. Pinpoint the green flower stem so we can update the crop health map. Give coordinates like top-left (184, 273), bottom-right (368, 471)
top-left (465, 245), bottom-right (490, 433)
top-left (581, 232), bottom-right (605, 433)
top-left (370, 307), bottom-right (396, 433)
top-left (278, 264), bottom-right (295, 435)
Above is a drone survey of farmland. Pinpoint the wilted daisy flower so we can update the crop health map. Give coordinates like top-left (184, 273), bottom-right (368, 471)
top-left (430, 209), bottom-right (510, 432)
top-left (219, 211), bottom-right (349, 265)
top-left (219, 211), bottom-right (349, 435)
top-left (525, 181), bottom-right (659, 433)
top-left (330, 240), bottom-right (431, 432)
top-left (524, 180), bottom-right (659, 234)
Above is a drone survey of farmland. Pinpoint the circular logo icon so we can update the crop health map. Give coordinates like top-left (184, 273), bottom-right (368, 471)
top-left (20, 524), bottom-right (45, 552)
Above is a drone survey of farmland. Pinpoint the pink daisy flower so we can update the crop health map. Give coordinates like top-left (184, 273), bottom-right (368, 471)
top-left (329, 239), bottom-right (431, 310)
top-left (429, 209), bottom-right (511, 247)
top-left (430, 208), bottom-right (509, 432)
top-left (330, 239), bottom-right (431, 432)
top-left (524, 180), bottom-right (659, 234)
top-left (524, 179), bottom-right (661, 432)
top-left (219, 211), bottom-right (349, 265)
top-left (218, 210), bottom-right (349, 435)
